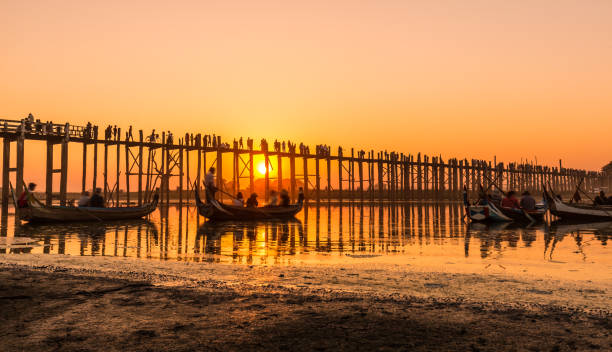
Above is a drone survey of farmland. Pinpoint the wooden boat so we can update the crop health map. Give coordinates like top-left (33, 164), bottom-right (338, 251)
top-left (13, 186), bottom-right (159, 223)
top-left (543, 187), bottom-right (612, 222)
top-left (195, 190), bottom-right (303, 221)
top-left (463, 188), bottom-right (545, 223)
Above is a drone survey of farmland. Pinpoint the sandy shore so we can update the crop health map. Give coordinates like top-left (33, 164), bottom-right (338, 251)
top-left (1, 254), bottom-right (611, 351)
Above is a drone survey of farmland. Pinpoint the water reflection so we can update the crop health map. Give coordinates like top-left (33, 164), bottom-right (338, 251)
top-left (1, 203), bottom-right (610, 266)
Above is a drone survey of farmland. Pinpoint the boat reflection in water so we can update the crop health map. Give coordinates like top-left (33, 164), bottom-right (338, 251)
top-left (3, 203), bottom-right (610, 266)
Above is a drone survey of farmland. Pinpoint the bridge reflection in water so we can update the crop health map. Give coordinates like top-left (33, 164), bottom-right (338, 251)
top-left (3, 203), bottom-right (610, 266)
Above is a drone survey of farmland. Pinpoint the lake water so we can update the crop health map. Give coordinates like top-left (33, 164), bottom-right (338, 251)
top-left (1, 203), bottom-right (610, 271)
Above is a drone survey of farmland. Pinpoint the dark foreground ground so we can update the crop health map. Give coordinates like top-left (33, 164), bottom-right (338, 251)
top-left (0, 265), bottom-right (610, 352)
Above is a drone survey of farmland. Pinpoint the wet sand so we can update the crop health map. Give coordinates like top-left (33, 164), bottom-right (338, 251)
top-left (1, 255), bottom-right (611, 351)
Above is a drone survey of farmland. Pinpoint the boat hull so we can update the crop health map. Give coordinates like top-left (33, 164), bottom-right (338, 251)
top-left (195, 191), bottom-right (302, 221)
top-left (544, 188), bottom-right (612, 222)
top-left (19, 196), bottom-right (159, 223)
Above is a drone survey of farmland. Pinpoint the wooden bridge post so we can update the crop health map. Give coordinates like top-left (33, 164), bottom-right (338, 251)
top-left (59, 139), bottom-right (68, 206)
top-left (338, 149), bottom-right (343, 203)
top-left (233, 147), bottom-right (239, 195)
top-left (116, 129), bottom-right (121, 207)
top-left (416, 153), bottom-right (422, 199)
top-left (92, 141), bottom-right (98, 193)
top-left (160, 132), bottom-right (166, 205)
top-left (179, 141), bottom-right (184, 207)
top-left (45, 140), bottom-right (53, 205)
top-left (249, 149), bottom-right (254, 195)
top-left (217, 143), bottom-right (223, 202)
top-left (264, 149), bottom-right (269, 202)
top-left (377, 152), bottom-right (384, 201)
top-left (138, 131), bottom-right (143, 205)
top-left (103, 142), bottom-right (108, 203)
top-left (315, 154), bottom-right (320, 204)
top-left (326, 155), bottom-right (331, 201)
top-left (303, 155), bottom-right (308, 203)
top-left (350, 149), bottom-right (355, 200)
top-left (366, 150), bottom-right (371, 201)
top-left (196, 136), bottom-right (202, 194)
top-left (125, 138), bottom-right (130, 205)
top-left (432, 157), bottom-right (438, 199)
top-left (278, 153), bottom-right (283, 192)
top-left (358, 153), bottom-right (364, 201)
top-left (289, 151), bottom-right (296, 202)
top-left (15, 137), bottom-right (25, 208)
top-left (424, 155), bottom-right (430, 199)
top-left (81, 142), bottom-right (87, 193)
top-left (1, 138), bottom-right (10, 216)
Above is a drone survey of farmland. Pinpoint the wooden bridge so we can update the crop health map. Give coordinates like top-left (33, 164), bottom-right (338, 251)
top-left (0, 116), bottom-right (606, 219)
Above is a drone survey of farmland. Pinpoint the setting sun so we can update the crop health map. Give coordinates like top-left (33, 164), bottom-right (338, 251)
top-left (257, 161), bottom-right (267, 176)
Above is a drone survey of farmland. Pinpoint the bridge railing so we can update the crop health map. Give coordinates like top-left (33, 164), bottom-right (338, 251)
top-left (0, 118), bottom-right (92, 139)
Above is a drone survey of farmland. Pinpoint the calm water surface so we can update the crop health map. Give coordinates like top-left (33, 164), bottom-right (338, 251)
top-left (1, 203), bottom-right (610, 267)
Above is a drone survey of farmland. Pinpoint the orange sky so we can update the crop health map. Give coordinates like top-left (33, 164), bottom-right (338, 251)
top-left (1, 0), bottom-right (611, 175)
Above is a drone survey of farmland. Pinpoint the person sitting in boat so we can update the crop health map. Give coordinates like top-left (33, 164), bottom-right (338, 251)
top-left (594, 191), bottom-right (607, 205)
top-left (268, 190), bottom-right (279, 206)
top-left (204, 167), bottom-right (217, 202)
top-left (297, 187), bottom-right (305, 204)
top-left (233, 192), bottom-right (244, 207)
top-left (501, 191), bottom-right (520, 209)
top-left (78, 191), bottom-right (90, 207)
top-left (519, 191), bottom-right (536, 210)
top-left (17, 183), bottom-right (36, 208)
top-left (89, 188), bottom-right (105, 207)
top-left (280, 189), bottom-right (290, 207)
top-left (246, 193), bottom-right (258, 208)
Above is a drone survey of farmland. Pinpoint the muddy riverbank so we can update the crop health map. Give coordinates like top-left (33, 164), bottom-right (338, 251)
top-left (1, 255), bottom-right (610, 351)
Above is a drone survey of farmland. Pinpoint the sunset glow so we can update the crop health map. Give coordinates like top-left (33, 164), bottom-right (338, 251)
top-left (257, 162), bottom-right (268, 176)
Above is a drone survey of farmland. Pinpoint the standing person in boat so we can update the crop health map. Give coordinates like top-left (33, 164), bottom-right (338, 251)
top-left (297, 187), bottom-right (305, 204)
top-left (204, 167), bottom-right (217, 202)
top-left (246, 193), bottom-right (258, 208)
top-left (17, 183), bottom-right (37, 208)
top-left (268, 190), bottom-right (279, 206)
top-left (501, 191), bottom-right (520, 209)
top-left (519, 191), bottom-right (536, 210)
top-left (78, 191), bottom-right (90, 207)
top-left (89, 188), bottom-right (105, 207)
top-left (233, 192), bottom-right (244, 207)
top-left (280, 189), bottom-right (290, 207)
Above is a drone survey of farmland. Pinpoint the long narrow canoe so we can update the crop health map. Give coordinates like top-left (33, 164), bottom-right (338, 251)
top-left (543, 188), bottom-right (612, 222)
top-left (17, 194), bottom-right (159, 223)
top-left (195, 190), bottom-right (302, 221)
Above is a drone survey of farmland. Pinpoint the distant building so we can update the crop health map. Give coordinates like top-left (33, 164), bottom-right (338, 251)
top-left (603, 161), bottom-right (612, 174)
